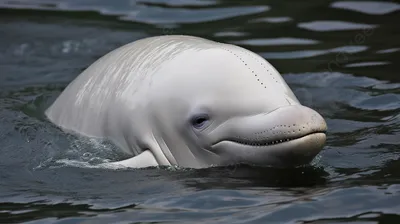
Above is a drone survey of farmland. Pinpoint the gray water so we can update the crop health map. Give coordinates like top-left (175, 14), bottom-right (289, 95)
top-left (0, 0), bottom-right (399, 223)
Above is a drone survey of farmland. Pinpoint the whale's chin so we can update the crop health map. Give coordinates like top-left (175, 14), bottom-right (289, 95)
top-left (211, 132), bottom-right (326, 167)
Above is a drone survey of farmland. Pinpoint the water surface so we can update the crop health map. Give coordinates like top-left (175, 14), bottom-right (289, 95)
top-left (0, 0), bottom-right (399, 223)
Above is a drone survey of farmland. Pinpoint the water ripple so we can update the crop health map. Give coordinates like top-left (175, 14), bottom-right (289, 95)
top-left (231, 37), bottom-right (319, 46)
top-left (121, 5), bottom-right (269, 24)
top-left (377, 48), bottom-right (400, 54)
top-left (261, 45), bottom-right (367, 59)
top-left (345, 61), bottom-right (391, 67)
top-left (298, 20), bottom-right (376, 31)
top-left (250, 17), bottom-right (292, 23)
top-left (331, 1), bottom-right (400, 15)
top-left (213, 31), bottom-right (248, 38)
top-left (137, 0), bottom-right (217, 7)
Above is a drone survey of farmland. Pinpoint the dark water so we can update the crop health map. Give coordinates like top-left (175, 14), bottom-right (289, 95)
top-left (0, 0), bottom-right (399, 223)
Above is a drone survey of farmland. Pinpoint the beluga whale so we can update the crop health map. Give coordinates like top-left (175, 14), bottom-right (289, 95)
top-left (45, 35), bottom-right (327, 169)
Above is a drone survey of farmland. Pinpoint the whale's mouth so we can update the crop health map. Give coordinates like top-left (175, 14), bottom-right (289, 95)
top-left (211, 131), bottom-right (327, 167)
top-left (213, 131), bottom-right (326, 147)
top-left (204, 105), bottom-right (328, 167)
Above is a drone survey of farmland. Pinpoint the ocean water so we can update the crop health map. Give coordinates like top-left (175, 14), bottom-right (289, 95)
top-left (0, 0), bottom-right (399, 223)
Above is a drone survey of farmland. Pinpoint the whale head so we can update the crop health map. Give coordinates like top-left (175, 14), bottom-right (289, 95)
top-left (45, 35), bottom-right (327, 169)
top-left (146, 43), bottom-right (327, 168)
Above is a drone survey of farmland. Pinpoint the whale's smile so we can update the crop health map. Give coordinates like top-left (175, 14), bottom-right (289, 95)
top-left (211, 132), bottom-right (326, 164)
top-left (213, 131), bottom-right (326, 147)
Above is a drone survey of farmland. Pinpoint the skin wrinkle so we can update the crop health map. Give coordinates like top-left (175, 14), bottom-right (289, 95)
top-left (182, 123), bottom-right (221, 164)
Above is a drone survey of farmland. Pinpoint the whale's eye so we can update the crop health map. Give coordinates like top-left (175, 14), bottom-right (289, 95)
top-left (191, 114), bottom-right (210, 129)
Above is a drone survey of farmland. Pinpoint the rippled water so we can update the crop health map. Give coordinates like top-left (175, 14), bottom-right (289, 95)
top-left (0, 0), bottom-right (399, 223)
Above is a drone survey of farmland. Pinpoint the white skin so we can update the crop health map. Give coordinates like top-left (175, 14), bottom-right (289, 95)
top-left (45, 35), bottom-right (327, 169)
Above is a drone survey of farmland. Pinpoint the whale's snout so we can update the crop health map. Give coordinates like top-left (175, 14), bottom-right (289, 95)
top-left (210, 105), bottom-right (327, 167)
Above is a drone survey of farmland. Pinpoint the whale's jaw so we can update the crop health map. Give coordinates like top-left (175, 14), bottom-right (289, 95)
top-left (210, 105), bottom-right (327, 167)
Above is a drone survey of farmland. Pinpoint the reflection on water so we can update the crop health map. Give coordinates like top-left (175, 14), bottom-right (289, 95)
top-left (331, 1), bottom-right (400, 15)
top-left (298, 20), bottom-right (376, 31)
top-left (0, 0), bottom-right (399, 223)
